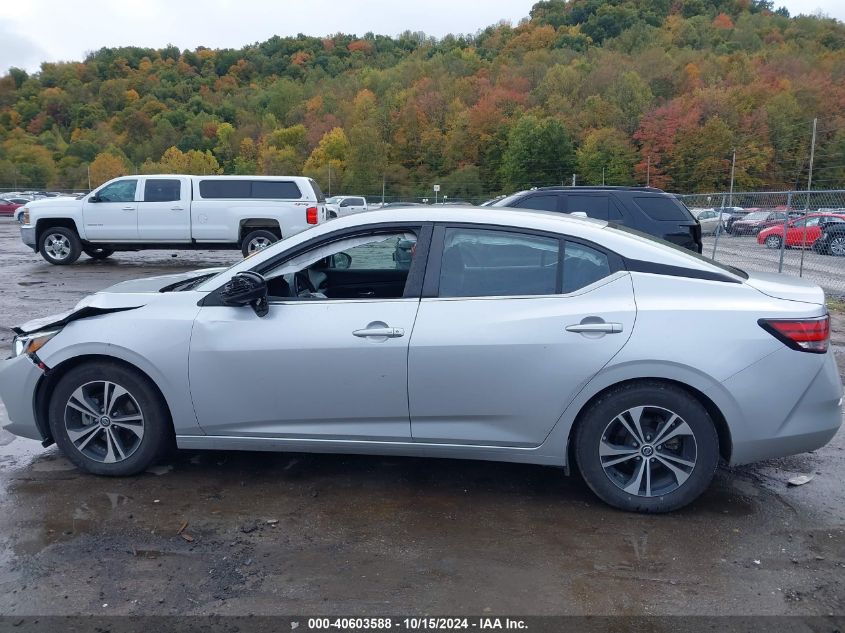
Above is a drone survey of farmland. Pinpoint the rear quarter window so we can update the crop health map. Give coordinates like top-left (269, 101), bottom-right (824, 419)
top-left (633, 196), bottom-right (691, 222)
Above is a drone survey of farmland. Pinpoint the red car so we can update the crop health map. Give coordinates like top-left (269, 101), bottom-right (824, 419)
top-left (0, 198), bottom-right (24, 217)
top-left (757, 213), bottom-right (845, 249)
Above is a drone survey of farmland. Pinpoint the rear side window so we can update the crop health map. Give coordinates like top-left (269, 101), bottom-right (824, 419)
top-left (633, 196), bottom-right (690, 221)
top-left (309, 179), bottom-right (325, 203)
top-left (563, 242), bottom-right (611, 293)
top-left (251, 181), bottom-right (302, 199)
top-left (438, 228), bottom-right (559, 298)
top-left (510, 194), bottom-right (559, 212)
top-left (144, 179), bottom-right (181, 202)
top-left (565, 195), bottom-right (609, 220)
top-left (199, 180), bottom-right (251, 199)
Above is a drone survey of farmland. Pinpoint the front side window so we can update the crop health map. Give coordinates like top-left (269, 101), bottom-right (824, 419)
top-left (144, 179), bottom-right (181, 202)
top-left (438, 228), bottom-right (559, 298)
top-left (264, 231), bottom-right (419, 300)
top-left (97, 179), bottom-right (138, 203)
top-left (510, 194), bottom-right (559, 212)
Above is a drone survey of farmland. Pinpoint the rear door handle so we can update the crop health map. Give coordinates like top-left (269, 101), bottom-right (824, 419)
top-left (353, 327), bottom-right (404, 338)
top-left (566, 322), bottom-right (623, 334)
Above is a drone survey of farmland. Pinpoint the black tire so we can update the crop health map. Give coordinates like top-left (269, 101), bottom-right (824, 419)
top-left (83, 246), bottom-right (114, 260)
top-left (240, 229), bottom-right (279, 257)
top-left (39, 226), bottom-right (81, 265)
top-left (48, 361), bottom-right (173, 476)
top-left (575, 381), bottom-right (719, 513)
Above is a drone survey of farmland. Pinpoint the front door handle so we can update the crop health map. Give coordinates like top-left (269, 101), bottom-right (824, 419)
top-left (171, 206), bottom-right (184, 211)
top-left (566, 322), bottom-right (623, 334)
top-left (122, 206), bottom-right (135, 211)
top-left (353, 327), bottom-right (404, 338)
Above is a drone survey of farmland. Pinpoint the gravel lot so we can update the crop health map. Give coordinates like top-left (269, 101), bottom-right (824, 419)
top-left (0, 217), bottom-right (843, 617)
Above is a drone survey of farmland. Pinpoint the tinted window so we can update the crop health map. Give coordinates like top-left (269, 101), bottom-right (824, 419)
top-left (97, 179), bottom-right (138, 203)
top-left (633, 196), bottom-right (690, 221)
top-left (439, 228), bottom-right (559, 298)
top-left (563, 242), bottom-right (611, 293)
top-left (510, 194), bottom-right (559, 212)
top-left (199, 180), bottom-right (251, 199)
top-left (144, 179), bottom-right (181, 202)
top-left (252, 180), bottom-right (302, 199)
top-left (309, 179), bottom-right (326, 203)
top-left (566, 195), bottom-right (609, 220)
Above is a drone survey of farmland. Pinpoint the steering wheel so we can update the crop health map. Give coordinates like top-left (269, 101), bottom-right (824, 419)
top-left (293, 271), bottom-right (317, 297)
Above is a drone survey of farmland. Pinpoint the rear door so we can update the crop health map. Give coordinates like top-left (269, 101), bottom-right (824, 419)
top-left (82, 178), bottom-right (139, 240)
top-left (408, 225), bottom-right (636, 447)
top-left (138, 177), bottom-right (190, 241)
top-left (562, 193), bottom-right (626, 223)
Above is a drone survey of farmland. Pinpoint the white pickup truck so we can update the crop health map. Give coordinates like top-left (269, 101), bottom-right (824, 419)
top-left (19, 175), bottom-right (327, 264)
top-left (325, 195), bottom-right (368, 218)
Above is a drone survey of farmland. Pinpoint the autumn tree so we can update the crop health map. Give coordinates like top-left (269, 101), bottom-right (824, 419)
top-left (303, 127), bottom-right (351, 195)
top-left (89, 152), bottom-right (128, 187)
top-left (577, 128), bottom-right (637, 186)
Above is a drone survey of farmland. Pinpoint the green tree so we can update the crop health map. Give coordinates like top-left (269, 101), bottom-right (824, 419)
top-left (576, 128), bottom-right (637, 185)
top-left (500, 115), bottom-right (575, 190)
top-left (303, 127), bottom-right (351, 195)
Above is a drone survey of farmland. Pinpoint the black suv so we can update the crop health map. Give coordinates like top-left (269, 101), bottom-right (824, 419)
top-left (813, 220), bottom-right (845, 256)
top-left (492, 186), bottom-right (703, 253)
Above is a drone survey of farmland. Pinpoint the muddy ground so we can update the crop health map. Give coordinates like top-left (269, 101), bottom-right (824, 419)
top-left (0, 217), bottom-right (843, 617)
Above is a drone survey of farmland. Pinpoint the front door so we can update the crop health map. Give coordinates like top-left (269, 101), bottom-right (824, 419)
top-left (409, 226), bottom-right (636, 447)
top-left (189, 227), bottom-right (426, 440)
top-left (82, 178), bottom-right (139, 240)
top-left (138, 177), bottom-right (190, 241)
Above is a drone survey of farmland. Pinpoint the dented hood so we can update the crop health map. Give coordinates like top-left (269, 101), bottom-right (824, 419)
top-left (13, 268), bottom-right (225, 334)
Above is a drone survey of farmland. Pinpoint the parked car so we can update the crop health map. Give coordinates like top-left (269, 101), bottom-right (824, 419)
top-left (493, 186), bottom-right (703, 252)
top-left (723, 208), bottom-right (752, 233)
top-left (812, 221), bottom-right (845, 256)
top-left (0, 198), bottom-right (24, 217)
top-left (691, 208), bottom-right (731, 235)
top-left (757, 213), bottom-right (845, 249)
top-left (1, 207), bottom-right (839, 513)
top-left (729, 211), bottom-right (789, 236)
top-left (325, 196), bottom-right (367, 219)
top-left (19, 175), bottom-right (327, 264)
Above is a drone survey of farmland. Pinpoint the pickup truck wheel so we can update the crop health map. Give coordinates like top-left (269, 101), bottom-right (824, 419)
top-left (241, 229), bottom-right (278, 257)
top-left (39, 227), bottom-right (81, 265)
top-left (83, 246), bottom-right (114, 260)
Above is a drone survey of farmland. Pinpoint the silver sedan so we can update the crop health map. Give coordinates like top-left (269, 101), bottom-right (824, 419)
top-left (1, 207), bottom-right (841, 512)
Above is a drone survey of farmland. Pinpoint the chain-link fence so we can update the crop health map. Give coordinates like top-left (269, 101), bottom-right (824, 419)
top-left (678, 190), bottom-right (845, 299)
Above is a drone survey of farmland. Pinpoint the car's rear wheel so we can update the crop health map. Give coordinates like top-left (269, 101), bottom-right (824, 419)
top-left (830, 236), bottom-right (845, 257)
top-left (39, 226), bottom-right (81, 265)
top-left (575, 381), bottom-right (719, 513)
top-left (83, 246), bottom-right (114, 260)
top-left (764, 235), bottom-right (782, 249)
top-left (48, 362), bottom-right (173, 476)
top-left (241, 229), bottom-right (278, 257)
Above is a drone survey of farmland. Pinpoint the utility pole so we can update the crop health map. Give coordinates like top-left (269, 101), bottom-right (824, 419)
top-left (571, 173), bottom-right (576, 186)
top-left (646, 155), bottom-right (650, 187)
top-left (327, 164), bottom-right (332, 196)
top-left (602, 167), bottom-right (605, 186)
top-left (87, 165), bottom-right (91, 191)
top-left (800, 118), bottom-right (818, 277)
top-left (728, 148), bottom-right (736, 208)
top-left (381, 174), bottom-right (386, 206)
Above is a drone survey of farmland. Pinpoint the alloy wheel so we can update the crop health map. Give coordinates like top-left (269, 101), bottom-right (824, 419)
top-left (831, 236), bottom-right (845, 256)
top-left (247, 236), bottom-right (272, 253)
top-left (599, 405), bottom-right (698, 497)
top-left (64, 380), bottom-right (145, 463)
top-left (45, 233), bottom-right (71, 261)
top-left (765, 236), bottom-right (781, 249)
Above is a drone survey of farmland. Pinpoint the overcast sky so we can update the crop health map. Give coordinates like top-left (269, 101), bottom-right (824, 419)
top-left (2, 0), bottom-right (843, 73)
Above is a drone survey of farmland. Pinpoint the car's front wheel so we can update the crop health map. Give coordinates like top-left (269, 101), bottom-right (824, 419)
top-left (764, 235), bottom-right (782, 249)
top-left (39, 227), bottom-right (81, 265)
top-left (48, 362), bottom-right (173, 476)
top-left (575, 381), bottom-right (719, 513)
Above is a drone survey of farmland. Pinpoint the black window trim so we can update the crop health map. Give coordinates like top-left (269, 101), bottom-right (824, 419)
top-left (201, 222), bottom-right (433, 306)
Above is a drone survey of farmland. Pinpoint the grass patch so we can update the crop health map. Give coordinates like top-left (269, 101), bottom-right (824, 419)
top-left (827, 298), bottom-right (845, 314)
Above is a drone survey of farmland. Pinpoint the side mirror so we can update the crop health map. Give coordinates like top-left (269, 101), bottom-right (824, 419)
top-left (220, 271), bottom-right (269, 317)
top-left (331, 252), bottom-right (352, 269)
top-left (88, 195), bottom-right (100, 203)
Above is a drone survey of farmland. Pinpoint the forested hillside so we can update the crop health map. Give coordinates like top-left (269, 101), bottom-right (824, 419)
top-left (1, 0), bottom-right (845, 197)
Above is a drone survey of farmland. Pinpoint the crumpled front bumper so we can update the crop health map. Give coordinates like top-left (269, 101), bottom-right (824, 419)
top-left (0, 353), bottom-right (45, 441)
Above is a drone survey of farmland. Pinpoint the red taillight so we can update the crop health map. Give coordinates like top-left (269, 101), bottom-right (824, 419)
top-left (759, 315), bottom-right (830, 353)
top-left (306, 206), bottom-right (318, 225)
